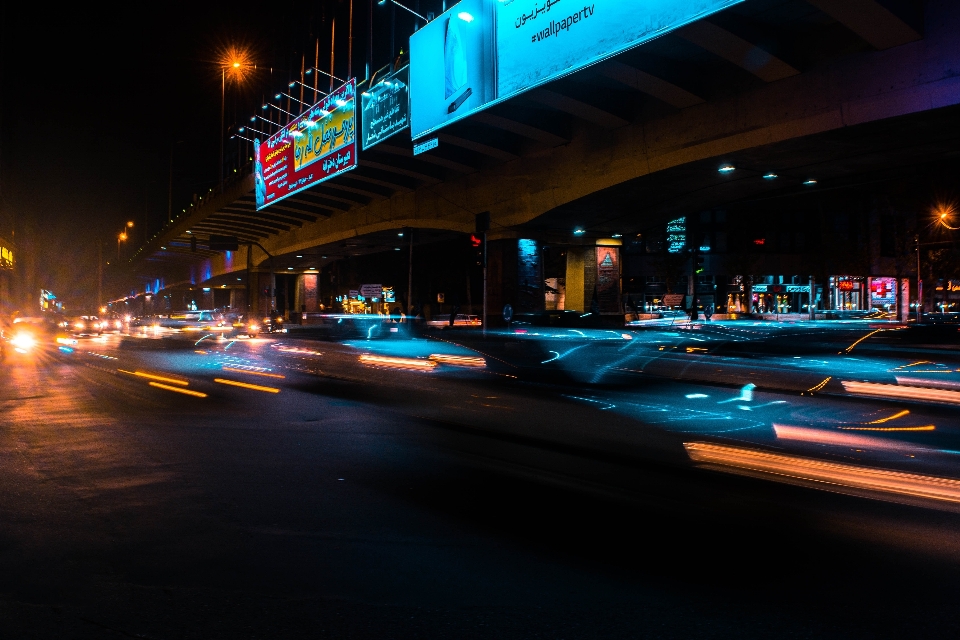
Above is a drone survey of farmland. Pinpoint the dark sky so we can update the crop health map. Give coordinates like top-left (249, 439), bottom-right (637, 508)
top-left (0, 0), bottom-right (426, 309)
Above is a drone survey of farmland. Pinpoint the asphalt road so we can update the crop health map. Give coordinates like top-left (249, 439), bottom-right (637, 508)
top-left (2, 326), bottom-right (960, 639)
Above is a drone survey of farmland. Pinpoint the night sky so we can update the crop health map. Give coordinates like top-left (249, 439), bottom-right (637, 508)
top-left (0, 1), bottom-right (424, 309)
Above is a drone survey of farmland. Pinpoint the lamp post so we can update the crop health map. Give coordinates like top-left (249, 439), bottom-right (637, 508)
top-left (219, 49), bottom-right (252, 190)
top-left (118, 221), bottom-right (133, 262)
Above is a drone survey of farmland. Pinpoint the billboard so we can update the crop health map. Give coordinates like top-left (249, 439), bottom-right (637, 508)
top-left (410, 0), bottom-right (741, 139)
top-left (255, 79), bottom-right (357, 210)
top-left (361, 66), bottom-right (410, 149)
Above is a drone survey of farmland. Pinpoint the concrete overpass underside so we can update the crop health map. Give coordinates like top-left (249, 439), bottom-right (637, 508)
top-left (126, 0), bottom-right (958, 315)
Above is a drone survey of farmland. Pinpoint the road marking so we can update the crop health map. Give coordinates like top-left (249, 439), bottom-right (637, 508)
top-left (214, 378), bottom-right (281, 393)
top-left (149, 381), bottom-right (208, 398)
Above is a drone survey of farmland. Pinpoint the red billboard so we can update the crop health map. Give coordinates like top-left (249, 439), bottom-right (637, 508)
top-left (254, 79), bottom-right (357, 210)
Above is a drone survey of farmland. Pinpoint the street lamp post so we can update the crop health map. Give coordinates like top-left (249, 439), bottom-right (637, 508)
top-left (117, 221), bottom-right (133, 262)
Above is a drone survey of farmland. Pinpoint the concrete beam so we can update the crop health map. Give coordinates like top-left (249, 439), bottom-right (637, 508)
top-left (438, 134), bottom-right (519, 162)
top-left (805, 0), bottom-right (921, 50)
top-left (374, 143), bottom-right (478, 174)
top-left (526, 88), bottom-right (630, 129)
top-left (470, 112), bottom-right (569, 146)
top-left (678, 21), bottom-right (799, 82)
top-left (599, 61), bottom-right (704, 109)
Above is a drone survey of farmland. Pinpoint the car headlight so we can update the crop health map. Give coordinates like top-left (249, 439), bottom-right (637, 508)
top-left (248, 324), bottom-right (260, 332)
top-left (11, 333), bottom-right (36, 350)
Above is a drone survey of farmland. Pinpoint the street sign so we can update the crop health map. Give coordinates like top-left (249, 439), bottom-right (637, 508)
top-left (663, 294), bottom-right (685, 306)
top-left (360, 284), bottom-right (382, 298)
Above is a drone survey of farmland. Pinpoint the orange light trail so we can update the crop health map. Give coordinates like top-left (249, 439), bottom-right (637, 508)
top-left (222, 366), bottom-right (286, 379)
top-left (773, 424), bottom-right (926, 451)
top-left (805, 376), bottom-right (831, 393)
top-left (684, 441), bottom-right (960, 505)
top-left (358, 355), bottom-right (436, 371)
top-left (148, 382), bottom-right (208, 398)
top-left (119, 369), bottom-right (189, 386)
top-left (213, 378), bottom-right (281, 393)
top-left (837, 425), bottom-right (935, 432)
top-left (843, 329), bottom-right (883, 353)
top-left (865, 409), bottom-right (910, 424)
top-left (428, 354), bottom-right (487, 368)
top-left (842, 380), bottom-right (960, 404)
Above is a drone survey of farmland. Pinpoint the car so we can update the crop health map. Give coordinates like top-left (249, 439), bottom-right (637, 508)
top-left (1, 316), bottom-right (75, 361)
top-left (425, 314), bottom-right (482, 328)
top-left (66, 315), bottom-right (104, 336)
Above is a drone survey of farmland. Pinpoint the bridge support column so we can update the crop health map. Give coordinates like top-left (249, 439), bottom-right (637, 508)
top-left (487, 238), bottom-right (545, 324)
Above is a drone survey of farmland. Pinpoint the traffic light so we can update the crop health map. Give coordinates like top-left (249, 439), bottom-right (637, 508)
top-left (469, 233), bottom-right (485, 267)
top-left (694, 252), bottom-right (705, 274)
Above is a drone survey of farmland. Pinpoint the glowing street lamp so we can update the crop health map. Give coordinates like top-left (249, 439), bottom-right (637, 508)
top-left (219, 46), bottom-right (253, 189)
top-left (937, 206), bottom-right (959, 230)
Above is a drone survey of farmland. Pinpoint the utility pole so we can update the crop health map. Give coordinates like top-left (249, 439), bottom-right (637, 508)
top-left (916, 234), bottom-right (922, 324)
top-left (407, 229), bottom-right (413, 315)
top-left (97, 240), bottom-right (103, 313)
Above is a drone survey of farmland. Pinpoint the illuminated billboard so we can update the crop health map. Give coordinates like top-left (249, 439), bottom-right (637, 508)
top-left (255, 79), bottom-right (357, 210)
top-left (361, 66), bottom-right (410, 149)
top-left (410, 0), bottom-right (741, 139)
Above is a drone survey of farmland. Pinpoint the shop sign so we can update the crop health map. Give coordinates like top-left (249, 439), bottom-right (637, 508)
top-left (360, 283), bottom-right (382, 298)
top-left (349, 289), bottom-right (359, 299)
top-left (870, 277), bottom-right (897, 304)
top-left (596, 246), bottom-right (620, 312)
top-left (663, 293), bottom-right (685, 306)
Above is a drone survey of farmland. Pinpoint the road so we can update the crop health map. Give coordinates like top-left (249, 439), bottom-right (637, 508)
top-left (2, 322), bottom-right (960, 638)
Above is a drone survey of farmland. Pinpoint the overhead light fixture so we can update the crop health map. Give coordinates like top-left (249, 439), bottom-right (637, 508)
top-left (803, 179), bottom-right (817, 185)
top-left (763, 173), bottom-right (777, 180)
top-left (458, 11), bottom-right (474, 22)
top-left (296, 255), bottom-right (303, 258)
top-left (611, 233), bottom-right (622, 238)
top-left (718, 165), bottom-right (735, 173)
top-left (573, 227), bottom-right (586, 236)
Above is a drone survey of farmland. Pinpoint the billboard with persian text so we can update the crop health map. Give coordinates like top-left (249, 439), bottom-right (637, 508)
top-left (255, 79), bottom-right (357, 210)
top-left (409, 0), bottom-right (740, 139)
top-left (361, 66), bottom-right (410, 149)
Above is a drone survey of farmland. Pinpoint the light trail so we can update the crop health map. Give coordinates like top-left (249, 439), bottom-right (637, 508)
top-left (773, 424), bottom-right (932, 451)
top-left (222, 366), bottom-right (286, 379)
top-left (684, 441), bottom-right (960, 506)
top-left (865, 409), bottom-right (910, 424)
top-left (213, 378), bottom-right (281, 393)
top-left (358, 354), bottom-right (436, 371)
top-left (842, 381), bottom-right (960, 404)
top-left (148, 382), bottom-right (208, 398)
top-left (428, 354), bottom-right (486, 368)
top-left (119, 369), bottom-right (189, 386)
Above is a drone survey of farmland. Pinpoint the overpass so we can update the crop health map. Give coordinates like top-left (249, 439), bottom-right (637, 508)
top-left (123, 0), bottom-right (959, 318)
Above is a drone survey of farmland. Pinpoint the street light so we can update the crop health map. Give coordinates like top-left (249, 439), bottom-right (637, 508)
top-left (377, 0), bottom-right (428, 23)
top-left (219, 47), bottom-right (253, 190)
top-left (118, 222), bottom-right (133, 262)
top-left (936, 204), bottom-right (960, 230)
